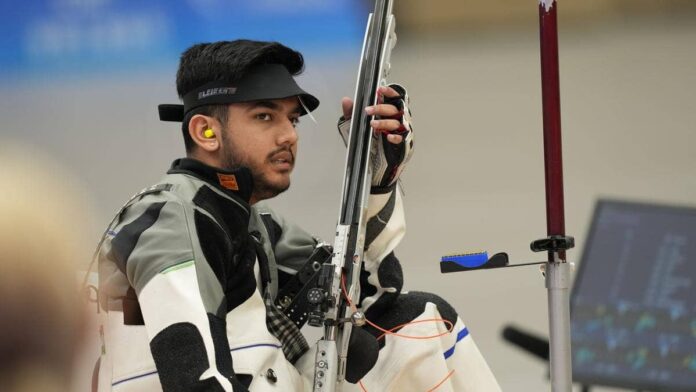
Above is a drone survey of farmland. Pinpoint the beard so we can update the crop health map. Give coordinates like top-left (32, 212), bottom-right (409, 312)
top-left (219, 134), bottom-right (293, 202)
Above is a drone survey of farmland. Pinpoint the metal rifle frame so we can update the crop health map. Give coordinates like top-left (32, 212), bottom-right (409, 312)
top-left (309, 0), bottom-right (396, 391)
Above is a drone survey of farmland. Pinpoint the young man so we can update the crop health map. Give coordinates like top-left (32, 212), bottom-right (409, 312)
top-left (96, 40), bottom-right (499, 391)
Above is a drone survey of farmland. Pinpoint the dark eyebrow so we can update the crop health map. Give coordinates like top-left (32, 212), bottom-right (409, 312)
top-left (248, 100), bottom-right (302, 115)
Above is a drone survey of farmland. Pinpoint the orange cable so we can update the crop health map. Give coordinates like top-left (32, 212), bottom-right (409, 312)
top-left (341, 274), bottom-right (454, 340)
top-left (359, 380), bottom-right (368, 392)
top-left (340, 273), bottom-right (457, 391)
top-left (370, 318), bottom-right (453, 341)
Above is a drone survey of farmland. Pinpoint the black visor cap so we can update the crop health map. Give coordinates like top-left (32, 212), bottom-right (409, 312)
top-left (158, 63), bottom-right (319, 122)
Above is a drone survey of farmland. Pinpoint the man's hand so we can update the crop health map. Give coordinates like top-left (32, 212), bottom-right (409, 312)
top-left (341, 85), bottom-right (409, 144)
top-left (338, 84), bottom-right (414, 190)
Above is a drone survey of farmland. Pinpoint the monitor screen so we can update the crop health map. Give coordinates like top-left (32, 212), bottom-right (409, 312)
top-left (571, 199), bottom-right (696, 391)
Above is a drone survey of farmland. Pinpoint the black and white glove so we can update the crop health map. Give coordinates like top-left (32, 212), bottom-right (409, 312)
top-left (338, 83), bottom-right (414, 191)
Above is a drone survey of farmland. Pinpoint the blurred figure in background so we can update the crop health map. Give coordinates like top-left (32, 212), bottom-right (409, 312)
top-left (0, 143), bottom-right (88, 392)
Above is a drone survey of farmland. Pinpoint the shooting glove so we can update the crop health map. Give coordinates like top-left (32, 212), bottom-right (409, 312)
top-left (337, 83), bottom-right (414, 190)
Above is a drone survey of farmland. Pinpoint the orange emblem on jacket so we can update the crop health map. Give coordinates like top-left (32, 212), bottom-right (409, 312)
top-left (217, 173), bottom-right (239, 191)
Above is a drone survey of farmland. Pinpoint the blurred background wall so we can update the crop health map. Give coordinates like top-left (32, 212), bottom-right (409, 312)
top-left (1, 0), bottom-right (695, 390)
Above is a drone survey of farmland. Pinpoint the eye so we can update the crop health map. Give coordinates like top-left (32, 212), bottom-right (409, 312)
top-left (290, 117), bottom-right (301, 127)
top-left (256, 113), bottom-right (272, 121)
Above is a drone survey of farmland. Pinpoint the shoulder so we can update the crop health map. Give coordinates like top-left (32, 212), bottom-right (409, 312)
top-left (104, 187), bottom-right (195, 292)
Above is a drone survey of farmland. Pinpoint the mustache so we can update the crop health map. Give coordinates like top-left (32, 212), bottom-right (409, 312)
top-left (268, 147), bottom-right (295, 163)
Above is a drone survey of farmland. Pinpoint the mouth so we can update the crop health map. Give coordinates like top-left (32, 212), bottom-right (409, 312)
top-left (269, 150), bottom-right (294, 170)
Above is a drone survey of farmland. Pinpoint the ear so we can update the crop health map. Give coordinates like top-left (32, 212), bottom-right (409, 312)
top-left (188, 114), bottom-right (220, 153)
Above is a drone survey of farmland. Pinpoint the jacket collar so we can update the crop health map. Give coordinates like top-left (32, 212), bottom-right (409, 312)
top-left (168, 158), bottom-right (254, 203)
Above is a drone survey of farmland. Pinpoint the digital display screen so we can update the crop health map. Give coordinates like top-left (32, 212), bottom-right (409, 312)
top-left (571, 200), bottom-right (696, 391)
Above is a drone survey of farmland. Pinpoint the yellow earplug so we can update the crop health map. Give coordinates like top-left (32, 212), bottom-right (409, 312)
top-left (204, 129), bottom-right (215, 139)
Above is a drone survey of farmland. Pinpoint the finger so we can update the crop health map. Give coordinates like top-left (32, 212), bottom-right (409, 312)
top-left (386, 134), bottom-right (403, 144)
top-left (378, 85), bottom-right (400, 99)
top-left (370, 119), bottom-right (402, 131)
top-left (341, 97), bottom-right (353, 120)
top-left (365, 103), bottom-right (400, 117)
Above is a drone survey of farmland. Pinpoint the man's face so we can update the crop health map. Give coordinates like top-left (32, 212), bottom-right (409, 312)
top-left (218, 96), bottom-right (301, 203)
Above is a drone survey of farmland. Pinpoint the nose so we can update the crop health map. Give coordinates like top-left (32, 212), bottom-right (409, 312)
top-left (277, 118), bottom-right (298, 146)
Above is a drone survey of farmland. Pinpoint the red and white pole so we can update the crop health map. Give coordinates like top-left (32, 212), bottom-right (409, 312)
top-left (539, 0), bottom-right (566, 246)
top-left (538, 1), bottom-right (573, 391)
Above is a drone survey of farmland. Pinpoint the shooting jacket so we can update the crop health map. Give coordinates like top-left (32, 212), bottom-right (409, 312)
top-left (96, 158), bottom-right (499, 392)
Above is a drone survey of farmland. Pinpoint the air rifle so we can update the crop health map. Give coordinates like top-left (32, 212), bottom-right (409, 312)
top-left (308, 0), bottom-right (397, 391)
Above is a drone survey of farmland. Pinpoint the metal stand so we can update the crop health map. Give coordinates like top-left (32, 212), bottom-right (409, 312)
top-left (538, 0), bottom-right (573, 389)
top-left (531, 236), bottom-right (574, 392)
top-left (546, 259), bottom-right (572, 391)
top-left (442, 2), bottom-right (575, 390)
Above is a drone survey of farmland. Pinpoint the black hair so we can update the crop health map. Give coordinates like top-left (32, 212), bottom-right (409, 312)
top-left (176, 40), bottom-right (305, 152)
